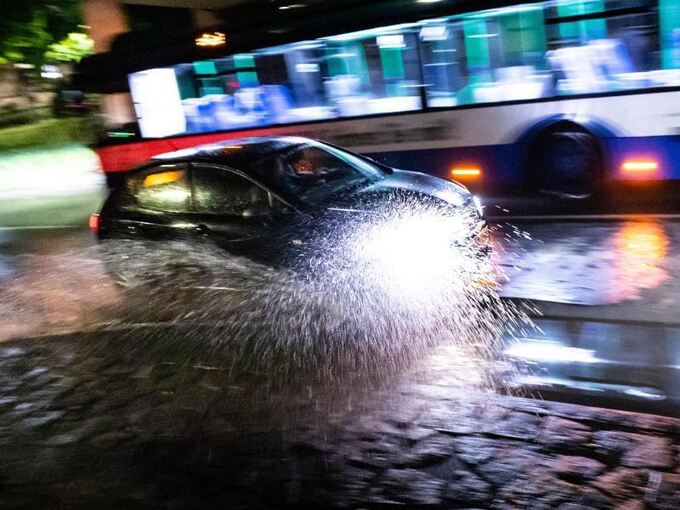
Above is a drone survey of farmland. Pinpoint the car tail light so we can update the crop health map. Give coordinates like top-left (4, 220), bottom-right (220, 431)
top-left (89, 214), bottom-right (100, 233)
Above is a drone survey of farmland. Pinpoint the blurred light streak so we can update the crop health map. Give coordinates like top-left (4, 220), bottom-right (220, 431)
top-left (622, 159), bottom-right (659, 174)
top-left (506, 341), bottom-right (598, 363)
top-left (451, 166), bottom-right (482, 180)
top-left (195, 32), bottom-right (226, 48)
top-left (278, 3), bottom-right (306, 10)
top-left (0, 147), bottom-right (103, 199)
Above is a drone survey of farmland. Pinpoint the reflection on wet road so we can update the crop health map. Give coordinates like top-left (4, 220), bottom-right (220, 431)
top-left (504, 317), bottom-right (680, 416)
top-left (0, 228), bottom-right (119, 341)
top-left (492, 218), bottom-right (680, 415)
top-left (615, 221), bottom-right (670, 298)
top-left (498, 219), bottom-right (675, 307)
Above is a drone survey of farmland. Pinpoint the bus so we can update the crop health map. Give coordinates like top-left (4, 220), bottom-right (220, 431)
top-left (81, 0), bottom-right (680, 198)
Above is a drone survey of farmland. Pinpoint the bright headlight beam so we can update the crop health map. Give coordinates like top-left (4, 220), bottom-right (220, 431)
top-left (351, 208), bottom-right (482, 300)
top-left (473, 196), bottom-right (483, 217)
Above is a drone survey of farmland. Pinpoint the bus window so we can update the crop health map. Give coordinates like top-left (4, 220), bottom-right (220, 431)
top-left (546, 0), bottom-right (678, 94)
top-left (456, 5), bottom-right (551, 105)
top-left (659, 0), bottom-right (680, 71)
top-left (253, 42), bottom-right (335, 124)
top-left (418, 21), bottom-right (468, 107)
top-left (176, 55), bottom-right (267, 134)
top-left (322, 28), bottom-right (422, 117)
top-left (172, 43), bottom-right (338, 134)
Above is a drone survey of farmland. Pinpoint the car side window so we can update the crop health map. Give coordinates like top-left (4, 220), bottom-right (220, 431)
top-left (284, 146), bottom-right (355, 181)
top-left (132, 164), bottom-right (191, 212)
top-left (268, 145), bottom-right (373, 204)
top-left (192, 165), bottom-right (269, 215)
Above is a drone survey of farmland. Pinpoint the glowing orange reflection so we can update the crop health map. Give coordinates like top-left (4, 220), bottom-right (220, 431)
top-left (143, 170), bottom-right (184, 188)
top-left (614, 221), bottom-right (669, 296)
top-left (88, 213), bottom-right (99, 233)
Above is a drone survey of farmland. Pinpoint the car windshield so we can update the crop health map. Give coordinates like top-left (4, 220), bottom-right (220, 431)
top-left (254, 142), bottom-right (385, 206)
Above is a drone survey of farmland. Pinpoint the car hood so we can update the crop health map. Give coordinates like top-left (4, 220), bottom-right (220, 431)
top-left (318, 169), bottom-right (472, 213)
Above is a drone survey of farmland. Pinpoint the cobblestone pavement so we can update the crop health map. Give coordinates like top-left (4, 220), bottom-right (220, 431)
top-left (1, 325), bottom-right (679, 509)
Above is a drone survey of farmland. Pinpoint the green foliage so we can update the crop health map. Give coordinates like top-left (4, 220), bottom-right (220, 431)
top-left (45, 32), bottom-right (94, 63)
top-left (0, 117), bottom-right (94, 154)
top-left (0, 1), bottom-right (83, 67)
top-left (0, 105), bottom-right (52, 129)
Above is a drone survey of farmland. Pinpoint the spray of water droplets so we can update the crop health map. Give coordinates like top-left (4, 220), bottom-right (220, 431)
top-left (1, 199), bottom-right (535, 408)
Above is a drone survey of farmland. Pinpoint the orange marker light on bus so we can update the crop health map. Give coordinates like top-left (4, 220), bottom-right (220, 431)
top-left (621, 159), bottom-right (659, 174)
top-left (451, 166), bottom-right (482, 179)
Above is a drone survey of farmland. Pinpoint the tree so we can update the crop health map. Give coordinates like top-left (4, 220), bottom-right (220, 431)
top-left (0, 1), bottom-right (84, 67)
top-left (45, 32), bottom-right (94, 63)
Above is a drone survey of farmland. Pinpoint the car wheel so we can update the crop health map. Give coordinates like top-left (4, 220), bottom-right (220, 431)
top-left (529, 126), bottom-right (602, 199)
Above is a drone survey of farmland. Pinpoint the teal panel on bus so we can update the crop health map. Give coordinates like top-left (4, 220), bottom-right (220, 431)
top-left (234, 54), bottom-right (259, 87)
top-left (325, 45), bottom-right (344, 76)
top-left (193, 61), bottom-right (217, 75)
top-left (237, 71), bottom-right (259, 88)
top-left (380, 47), bottom-right (405, 81)
top-left (499, 13), bottom-right (523, 64)
top-left (498, 7), bottom-right (546, 66)
top-left (199, 76), bottom-right (223, 96)
top-left (521, 8), bottom-right (547, 55)
top-left (234, 54), bottom-right (255, 69)
top-left (175, 71), bottom-right (197, 100)
top-left (463, 17), bottom-right (491, 79)
top-left (459, 17), bottom-right (493, 105)
top-left (326, 42), bottom-right (369, 87)
top-left (660, 0), bottom-right (680, 69)
top-left (557, 0), bottom-right (605, 41)
top-left (199, 87), bottom-right (223, 96)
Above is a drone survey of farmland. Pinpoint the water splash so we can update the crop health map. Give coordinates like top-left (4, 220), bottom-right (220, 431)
top-left (0, 200), bottom-right (535, 416)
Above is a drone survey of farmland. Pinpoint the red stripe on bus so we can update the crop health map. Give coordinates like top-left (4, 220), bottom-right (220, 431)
top-left (96, 127), bottom-right (282, 172)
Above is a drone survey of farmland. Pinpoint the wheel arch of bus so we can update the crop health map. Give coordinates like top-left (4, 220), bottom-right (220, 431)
top-left (515, 113), bottom-right (619, 193)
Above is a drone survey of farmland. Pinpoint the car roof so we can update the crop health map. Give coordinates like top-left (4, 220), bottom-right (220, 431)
top-left (151, 136), bottom-right (310, 171)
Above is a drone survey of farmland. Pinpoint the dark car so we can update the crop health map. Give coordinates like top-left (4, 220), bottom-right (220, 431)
top-left (91, 137), bottom-right (487, 282)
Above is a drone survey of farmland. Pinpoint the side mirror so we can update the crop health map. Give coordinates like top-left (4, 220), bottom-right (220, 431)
top-left (242, 203), bottom-right (271, 218)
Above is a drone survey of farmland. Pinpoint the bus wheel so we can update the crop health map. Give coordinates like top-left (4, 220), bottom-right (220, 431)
top-left (529, 127), bottom-right (602, 199)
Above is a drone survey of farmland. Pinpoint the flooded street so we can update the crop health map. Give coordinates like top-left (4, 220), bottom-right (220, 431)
top-left (1, 218), bottom-right (680, 507)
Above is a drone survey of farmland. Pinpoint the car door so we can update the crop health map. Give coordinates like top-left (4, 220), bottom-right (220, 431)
top-left (189, 164), bottom-right (285, 258)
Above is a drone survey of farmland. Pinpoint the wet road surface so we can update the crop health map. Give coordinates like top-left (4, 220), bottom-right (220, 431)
top-left (2, 218), bottom-right (680, 414)
top-left (1, 325), bottom-right (680, 509)
top-left (2, 218), bottom-right (680, 507)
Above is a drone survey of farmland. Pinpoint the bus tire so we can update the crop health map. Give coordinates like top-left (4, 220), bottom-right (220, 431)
top-left (528, 125), bottom-right (602, 199)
